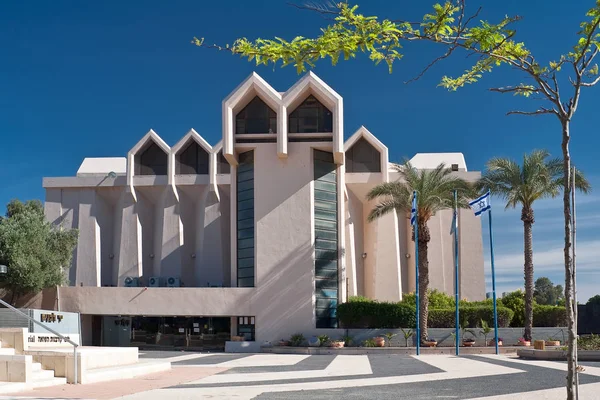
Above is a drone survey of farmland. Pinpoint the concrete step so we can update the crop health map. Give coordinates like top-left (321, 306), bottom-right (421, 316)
top-left (0, 348), bottom-right (15, 356)
top-left (31, 376), bottom-right (67, 389)
top-left (82, 360), bottom-right (171, 384)
top-left (31, 368), bottom-right (56, 380)
top-left (0, 381), bottom-right (28, 395)
top-left (31, 362), bottom-right (42, 372)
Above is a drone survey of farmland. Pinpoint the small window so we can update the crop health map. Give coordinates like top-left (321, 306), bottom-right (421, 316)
top-left (136, 142), bottom-right (168, 175)
top-left (237, 316), bottom-right (255, 341)
top-left (177, 141), bottom-right (209, 174)
top-left (289, 95), bottom-right (333, 133)
top-left (235, 97), bottom-right (277, 134)
top-left (346, 138), bottom-right (381, 173)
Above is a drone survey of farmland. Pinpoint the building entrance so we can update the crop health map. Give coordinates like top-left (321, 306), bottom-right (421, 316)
top-left (101, 316), bottom-right (230, 350)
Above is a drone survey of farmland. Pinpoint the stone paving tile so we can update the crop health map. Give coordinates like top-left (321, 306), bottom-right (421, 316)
top-left (138, 350), bottom-right (204, 359)
top-left (221, 355), bottom-right (335, 374)
top-left (173, 353), bottom-right (248, 365)
top-left (14, 366), bottom-right (227, 399)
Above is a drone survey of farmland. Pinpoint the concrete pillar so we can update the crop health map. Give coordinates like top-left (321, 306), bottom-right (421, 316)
top-left (459, 208), bottom-right (485, 301)
top-left (344, 193), bottom-right (358, 297)
top-left (44, 189), bottom-right (62, 226)
top-left (194, 187), bottom-right (208, 287)
top-left (155, 187), bottom-right (183, 278)
top-left (75, 189), bottom-right (100, 287)
top-left (113, 190), bottom-right (142, 286)
top-left (202, 188), bottom-right (225, 287)
top-left (363, 200), bottom-right (402, 302)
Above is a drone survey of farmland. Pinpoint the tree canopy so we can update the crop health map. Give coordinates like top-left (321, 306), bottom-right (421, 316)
top-left (534, 277), bottom-right (565, 306)
top-left (0, 200), bottom-right (78, 304)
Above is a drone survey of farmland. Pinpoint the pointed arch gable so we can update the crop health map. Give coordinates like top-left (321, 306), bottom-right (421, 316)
top-left (282, 72), bottom-right (344, 163)
top-left (344, 126), bottom-right (389, 181)
top-left (126, 129), bottom-right (173, 201)
top-left (222, 73), bottom-right (282, 165)
top-left (172, 129), bottom-right (213, 175)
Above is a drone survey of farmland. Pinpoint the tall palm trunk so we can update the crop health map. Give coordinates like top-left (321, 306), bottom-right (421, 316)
top-left (521, 206), bottom-right (535, 341)
top-left (417, 222), bottom-right (431, 343)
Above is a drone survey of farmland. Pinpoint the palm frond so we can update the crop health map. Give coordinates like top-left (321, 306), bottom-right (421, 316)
top-left (478, 150), bottom-right (585, 210)
top-left (368, 160), bottom-right (476, 224)
top-left (367, 200), bottom-right (403, 222)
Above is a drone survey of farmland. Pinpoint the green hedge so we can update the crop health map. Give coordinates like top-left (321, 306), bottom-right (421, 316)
top-left (428, 306), bottom-right (514, 328)
top-left (338, 299), bottom-right (513, 329)
top-left (339, 296), bottom-right (563, 329)
top-left (533, 305), bottom-right (566, 327)
top-left (338, 299), bottom-right (416, 328)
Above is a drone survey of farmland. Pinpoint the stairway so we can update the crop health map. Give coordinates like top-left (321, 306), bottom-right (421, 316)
top-left (0, 339), bottom-right (66, 394)
top-left (30, 361), bottom-right (67, 388)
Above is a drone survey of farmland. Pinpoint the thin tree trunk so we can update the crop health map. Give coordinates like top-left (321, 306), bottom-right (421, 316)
top-left (522, 207), bottom-right (535, 341)
top-left (562, 120), bottom-right (576, 400)
top-left (418, 222), bottom-right (431, 343)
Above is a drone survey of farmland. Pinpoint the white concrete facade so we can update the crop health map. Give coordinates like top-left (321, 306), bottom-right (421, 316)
top-left (42, 72), bottom-right (485, 344)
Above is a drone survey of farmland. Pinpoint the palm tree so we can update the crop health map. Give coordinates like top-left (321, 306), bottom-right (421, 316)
top-left (478, 150), bottom-right (590, 341)
top-left (366, 162), bottom-right (476, 342)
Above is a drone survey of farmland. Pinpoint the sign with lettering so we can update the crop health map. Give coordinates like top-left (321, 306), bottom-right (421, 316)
top-left (40, 313), bottom-right (64, 323)
top-left (29, 309), bottom-right (80, 335)
top-left (27, 334), bottom-right (81, 347)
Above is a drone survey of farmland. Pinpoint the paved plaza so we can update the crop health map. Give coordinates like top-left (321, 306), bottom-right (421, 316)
top-left (4, 351), bottom-right (600, 399)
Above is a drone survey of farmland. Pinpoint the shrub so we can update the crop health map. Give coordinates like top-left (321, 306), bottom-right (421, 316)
top-left (533, 305), bottom-right (566, 327)
top-left (427, 306), bottom-right (514, 328)
top-left (363, 338), bottom-right (377, 347)
top-left (499, 290), bottom-right (525, 327)
top-left (579, 334), bottom-right (600, 350)
top-left (317, 334), bottom-right (330, 346)
top-left (337, 300), bottom-right (416, 328)
top-left (401, 289), bottom-right (455, 309)
top-left (348, 295), bottom-right (372, 303)
top-left (289, 333), bottom-right (305, 347)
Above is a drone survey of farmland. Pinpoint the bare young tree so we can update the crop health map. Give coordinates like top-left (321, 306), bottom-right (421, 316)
top-left (195, 2), bottom-right (600, 397)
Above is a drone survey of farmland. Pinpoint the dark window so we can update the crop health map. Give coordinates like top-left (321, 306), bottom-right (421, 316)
top-left (235, 97), bottom-right (277, 134)
top-left (237, 151), bottom-right (254, 287)
top-left (346, 138), bottom-right (381, 173)
top-left (313, 150), bottom-right (338, 328)
top-left (136, 142), bottom-right (168, 175)
top-left (237, 316), bottom-right (255, 341)
top-left (177, 141), bottom-right (209, 174)
top-left (217, 150), bottom-right (230, 174)
top-left (289, 95), bottom-right (333, 133)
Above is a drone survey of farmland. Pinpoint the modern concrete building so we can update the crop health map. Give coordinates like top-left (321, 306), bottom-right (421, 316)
top-left (41, 72), bottom-right (485, 348)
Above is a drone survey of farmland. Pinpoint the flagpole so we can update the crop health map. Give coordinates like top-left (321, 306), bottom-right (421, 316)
top-left (572, 166), bottom-right (579, 400)
top-left (488, 197), bottom-right (499, 355)
top-left (454, 190), bottom-right (460, 356)
top-left (414, 190), bottom-right (420, 356)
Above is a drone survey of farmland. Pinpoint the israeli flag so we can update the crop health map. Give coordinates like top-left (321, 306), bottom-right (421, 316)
top-left (469, 191), bottom-right (491, 216)
top-left (411, 191), bottom-right (417, 226)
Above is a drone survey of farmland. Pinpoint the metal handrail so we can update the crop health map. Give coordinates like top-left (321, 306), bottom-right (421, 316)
top-left (0, 298), bottom-right (78, 384)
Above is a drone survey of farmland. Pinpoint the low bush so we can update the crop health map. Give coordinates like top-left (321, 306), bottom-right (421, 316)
top-left (289, 333), bottom-right (305, 347)
top-left (338, 298), bottom-right (416, 328)
top-left (427, 306), bottom-right (514, 328)
top-left (579, 334), bottom-right (600, 350)
top-left (533, 305), bottom-right (566, 327)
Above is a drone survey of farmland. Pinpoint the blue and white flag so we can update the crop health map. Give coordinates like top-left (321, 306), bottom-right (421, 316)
top-left (411, 191), bottom-right (417, 226)
top-left (469, 191), bottom-right (491, 216)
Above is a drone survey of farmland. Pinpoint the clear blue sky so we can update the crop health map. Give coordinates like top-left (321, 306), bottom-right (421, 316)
top-left (1, 0), bottom-right (598, 301)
